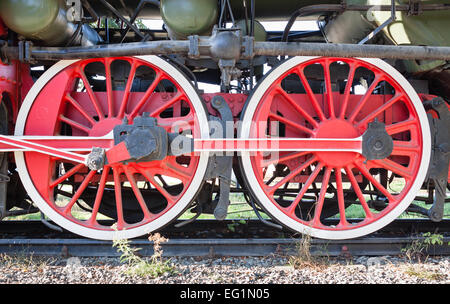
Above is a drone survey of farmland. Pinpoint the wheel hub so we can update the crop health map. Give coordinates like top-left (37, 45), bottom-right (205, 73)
top-left (314, 119), bottom-right (360, 168)
top-left (113, 113), bottom-right (168, 162)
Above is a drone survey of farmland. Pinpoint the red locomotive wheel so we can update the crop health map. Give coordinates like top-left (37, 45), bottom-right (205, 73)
top-left (239, 57), bottom-right (431, 240)
top-left (14, 56), bottom-right (210, 240)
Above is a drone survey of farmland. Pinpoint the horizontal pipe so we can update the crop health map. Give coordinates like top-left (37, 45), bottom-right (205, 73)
top-left (2, 40), bottom-right (190, 61)
top-left (4, 39), bottom-right (450, 62)
top-left (253, 41), bottom-right (450, 61)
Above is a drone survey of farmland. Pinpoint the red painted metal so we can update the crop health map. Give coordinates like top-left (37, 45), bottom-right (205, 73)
top-left (0, 19), bottom-right (7, 38)
top-left (0, 61), bottom-right (33, 122)
top-left (20, 57), bottom-right (202, 231)
top-left (246, 57), bottom-right (425, 232)
top-left (0, 53), bottom-right (441, 237)
top-left (202, 93), bottom-right (247, 118)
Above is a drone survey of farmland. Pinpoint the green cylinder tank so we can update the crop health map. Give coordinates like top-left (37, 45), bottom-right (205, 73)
top-left (0, 0), bottom-right (61, 42)
top-left (0, 0), bottom-right (101, 46)
top-left (161, 0), bottom-right (219, 39)
top-left (235, 20), bottom-right (267, 42)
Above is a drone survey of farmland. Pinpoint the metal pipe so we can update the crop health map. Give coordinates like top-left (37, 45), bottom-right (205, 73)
top-left (119, 0), bottom-right (160, 43)
top-left (281, 4), bottom-right (345, 42)
top-left (281, 3), bottom-right (450, 43)
top-left (2, 40), bottom-right (189, 61)
top-left (358, 0), bottom-right (396, 45)
top-left (252, 41), bottom-right (450, 61)
top-left (98, 0), bottom-right (148, 41)
top-left (5, 39), bottom-right (450, 62)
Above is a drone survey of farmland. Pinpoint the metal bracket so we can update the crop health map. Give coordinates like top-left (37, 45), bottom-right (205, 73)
top-left (86, 147), bottom-right (106, 171)
top-left (218, 59), bottom-right (242, 89)
top-left (241, 36), bottom-right (254, 60)
top-left (361, 119), bottom-right (394, 161)
top-left (17, 41), bottom-right (33, 64)
top-left (424, 97), bottom-right (450, 222)
top-left (112, 113), bottom-right (168, 163)
top-left (407, 0), bottom-right (422, 16)
top-left (188, 35), bottom-right (200, 59)
top-left (204, 96), bottom-right (234, 221)
top-left (359, 0), bottom-right (396, 45)
top-left (66, 0), bottom-right (83, 23)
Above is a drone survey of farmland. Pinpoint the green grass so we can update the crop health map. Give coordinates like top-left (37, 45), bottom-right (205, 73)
top-left (179, 193), bottom-right (265, 220)
top-left (4, 183), bottom-right (449, 222)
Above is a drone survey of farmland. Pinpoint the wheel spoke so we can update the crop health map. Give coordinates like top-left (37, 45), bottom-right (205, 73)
top-left (344, 165), bottom-right (374, 219)
top-left (269, 112), bottom-right (315, 136)
top-left (354, 161), bottom-right (394, 201)
top-left (129, 71), bottom-right (162, 118)
top-left (312, 166), bottom-right (332, 226)
top-left (162, 158), bottom-right (193, 181)
top-left (355, 93), bottom-right (403, 129)
top-left (62, 170), bottom-right (96, 215)
top-left (149, 92), bottom-right (184, 118)
top-left (339, 62), bottom-right (358, 119)
top-left (88, 166), bottom-right (110, 225)
top-left (267, 155), bottom-right (317, 194)
top-left (296, 67), bottom-right (326, 121)
top-left (78, 67), bottom-right (105, 119)
top-left (138, 168), bottom-right (177, 206)
top-left (104, 58), bottom-right (114, 118)
top-left (112, 166), bottom-right (125, 230)
top-left (59, 115), bottom-right (92, 134)
top-left (286, 162), bottom-right (324, 215)
top-left (276, 86), bottom-right (319, 128)
top-left (391, 141), bottom-right (421, 156)
top-left (370, 158), bottom-right (413, 180)
top-left (348, 74), bottom-right (383, 123)
top-left (123, 167), bottom-right (153, 220)
top-left (261, 151), bottom-right (310, 167)
top-left (385, 118), bottom-right (417, 135)
top-left (322, 59), bottom-right (335, 119)
top-left (50, 163), bottom-right (85, 189)
top-left (64, 94), bottom-right (97, 126)
top-left (335, 169), bottom-right (348, 227)
top-left (159, 112), bottom-right (195, 133)
top-left (118, 61), bottom-right (139, 119)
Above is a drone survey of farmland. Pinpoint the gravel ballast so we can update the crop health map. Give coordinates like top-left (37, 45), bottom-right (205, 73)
top-left (0, 255), bottom-right (449, 284)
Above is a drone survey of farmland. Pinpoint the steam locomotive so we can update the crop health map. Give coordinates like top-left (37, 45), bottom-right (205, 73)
top-left (0, 0), bottom-right (448, 240)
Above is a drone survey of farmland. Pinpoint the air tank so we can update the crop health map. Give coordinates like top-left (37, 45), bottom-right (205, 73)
top-left (87, 0), bottom-right (343, 21)
top-left (0, 0), bottom-right (101, 46)
top-left (160, 0), bottom-right (219, 39)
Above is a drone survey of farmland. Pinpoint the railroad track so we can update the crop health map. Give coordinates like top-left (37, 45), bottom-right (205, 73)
top-left (0, 219), bottom-right (449, 257)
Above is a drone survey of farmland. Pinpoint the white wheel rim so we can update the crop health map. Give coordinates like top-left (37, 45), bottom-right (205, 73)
top-left (239, 56), bottom-right (431, 240)
top-left (15, 56), bottom-right (210, 240)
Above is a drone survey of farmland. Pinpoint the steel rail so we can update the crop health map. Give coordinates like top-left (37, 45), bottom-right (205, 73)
top-left (1, 219), bottom-right (449, 235)
top-left (0, 219), bottom-right (449, 257)
top-left (0, 236), bottom-right (449, 257)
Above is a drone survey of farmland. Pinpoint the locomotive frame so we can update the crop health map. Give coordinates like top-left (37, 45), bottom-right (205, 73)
top-left (0, 0), bottom-right (448, 240)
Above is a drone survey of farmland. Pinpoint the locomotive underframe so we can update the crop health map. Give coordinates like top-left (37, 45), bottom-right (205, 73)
top-left (0, 0), bottom-right (448, 240)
